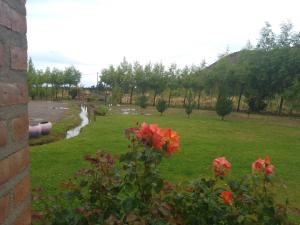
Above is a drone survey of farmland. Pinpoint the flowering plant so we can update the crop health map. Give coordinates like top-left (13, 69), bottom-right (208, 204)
top-left (33, 123), bottom-right (291, 225)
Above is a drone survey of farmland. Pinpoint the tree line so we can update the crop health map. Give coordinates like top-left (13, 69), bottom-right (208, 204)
top-left (27, 59), bottom-right (82, 100)
top-left (99, 21), bottom-right (300, 115)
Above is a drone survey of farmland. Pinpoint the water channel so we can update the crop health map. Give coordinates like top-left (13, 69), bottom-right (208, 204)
top-left (66, 105), bottom-right (89, 139)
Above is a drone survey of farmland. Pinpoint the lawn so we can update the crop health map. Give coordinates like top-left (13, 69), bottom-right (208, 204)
top-left (30, 107), bottom-right (300, 220)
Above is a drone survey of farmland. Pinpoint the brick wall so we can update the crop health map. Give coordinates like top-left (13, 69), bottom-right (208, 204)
top-left (0, 0), bottom-right (30, 225)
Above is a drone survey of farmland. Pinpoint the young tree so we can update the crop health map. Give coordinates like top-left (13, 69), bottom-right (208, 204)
top-left (166, 64), bottom-right (179, 106)
top-left (149, 63), bottom-right (166, 106)
top-left (27, 58), bottom-right (36, 99)
top-left (135, 62), bottom-right (149, 96)
top-left (180, 66), bottom-right (193, 105)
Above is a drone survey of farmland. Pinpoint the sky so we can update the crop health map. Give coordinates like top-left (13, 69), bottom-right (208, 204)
top-left (27, 0), bottom-right (300, 87)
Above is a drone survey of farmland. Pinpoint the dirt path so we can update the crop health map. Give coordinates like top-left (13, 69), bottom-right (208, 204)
top-left (28, 101), bottom-right (69, 125)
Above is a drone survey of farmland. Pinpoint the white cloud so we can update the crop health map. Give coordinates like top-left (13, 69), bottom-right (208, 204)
top-left (27, 0), bottom-right (300, 86)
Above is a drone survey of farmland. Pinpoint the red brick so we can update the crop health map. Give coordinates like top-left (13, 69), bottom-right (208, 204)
top-left (11, 47), bottom-right (27, 71)
top-left (0, 82), bottom-right (28, 106)
top-left (0, 1), bottom-right (26, 33)
top-left (0, 1), bottom-right (11, 29)
top-left (14, 175), bottom-right (30, 207)
top-left (0, 195), bottom-right (10, 224)
top-left (0, 148), bottom-right (29, 185)
top-left (0, 121), bottom-right (8, 147)
top-left (12, 116), bottom-right (28, 142)
top-left (0, 44), bottom-right (4, 67)
top-left (11, 10), bottom-right (27, 34)
top-left (13, 207), bottom-right (31, 225)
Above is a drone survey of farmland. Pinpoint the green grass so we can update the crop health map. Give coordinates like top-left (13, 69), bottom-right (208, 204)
top-left (30, 107), bottom-right (300, 220)
top-left (29, 102), bottom-right (81, 146)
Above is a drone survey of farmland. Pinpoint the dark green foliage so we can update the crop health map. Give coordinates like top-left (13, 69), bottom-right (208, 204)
top-left (247, 97), bottom-right (268, 113)
top-left (137, 95), bottom-right (148, 109)
top-left (69, 88), bottom-right (78, 99)
top-left (216, 97), bottom-right (233, 120)
top-left (184, 91), bottom-right (195, 117)
top-left (156, 99), bottom-right (168, 115)
top-left (94, 105), bottom-right (108, 116)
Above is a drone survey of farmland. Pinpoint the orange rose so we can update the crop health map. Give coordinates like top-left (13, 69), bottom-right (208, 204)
top-left (136, 123), bottom-right (153, 141)
top-left (135, 123), bottom-right (180, 154)
top-left (213, 157), bottom-right (231, 177)
top-left (151, 128), bottom-right (165, 150)
top-left (220, 191), bottom-right (233, 205)
top-left (163, 128), bottom-right (180, 155)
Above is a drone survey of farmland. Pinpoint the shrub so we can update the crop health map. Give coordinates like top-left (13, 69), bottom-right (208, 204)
top-left (33, 123), bottom-right (290, 225)
top-left (94, 105), bottom-right (108, 116)
top-left (156, 99), bottom-right (168, 115)
top-left (137, 95), bottom-right (148, 109)
top-left (69, 88), bottom-right (78, 99)
top-left (184, 91), bottom-right (195, 118)
top-left (216, 97), bottom-right (233, 120)
top-left (246, 96), bottom-right (268, 113)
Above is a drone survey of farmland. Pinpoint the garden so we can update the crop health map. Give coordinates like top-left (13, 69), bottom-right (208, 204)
top-left (27, 21), bottom-right (300, 224)
top-left (30, 106), bottom-right (300, 224)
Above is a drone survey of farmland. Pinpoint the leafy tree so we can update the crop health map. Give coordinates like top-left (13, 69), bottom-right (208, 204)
top-left (180, 66), bottom-right (193, 105)
top-left (27, 58), bottom-right (36, 99)
top-left (257, 22), bottom-right (276, 50)
top-left (284, 79), bottom-right (300, 115)
top-left (135, 62), bottom-right (149, 95)
top-left (277, 21), bottom-right (294, 48)
top-left (166, 63), bottom-right (180, 106)
top-left (216, 97), bottom-right (233, 120)
top-left (150, 63), bottom-right (167, 106)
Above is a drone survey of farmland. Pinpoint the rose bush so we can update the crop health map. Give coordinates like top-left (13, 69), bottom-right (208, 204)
top-left (33, 123), bottom-right (292, 225)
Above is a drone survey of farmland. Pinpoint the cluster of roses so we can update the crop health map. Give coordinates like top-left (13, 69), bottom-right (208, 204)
top-left (251, 155), bottom-right (274, 175)
top-left (129, 122), bottom-right (180, 155)
top-left (213, 155), bottom-right (275, 205)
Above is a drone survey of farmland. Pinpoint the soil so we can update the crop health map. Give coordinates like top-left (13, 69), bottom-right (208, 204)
top-left (28, 101), bottom-right (69, 125)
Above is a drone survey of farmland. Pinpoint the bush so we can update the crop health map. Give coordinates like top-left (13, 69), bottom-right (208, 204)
top-left (156, 99), bottom-right (168, 115)
top-left (246, 97), bottom-right (268, 113)
top-left (216, 97), bottom-right (233, 120)
top-left (184, 91), bottom-right (195, 118)
top-left (137, 95), bottom-right (148, 109)
top-left (69, 88), bottom-right (78, 99)
top-left (33, 123), bottom-right (290, 225)
top-left (94, 105), bottom-right (108, 116)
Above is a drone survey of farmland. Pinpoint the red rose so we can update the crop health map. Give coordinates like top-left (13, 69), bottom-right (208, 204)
top-left (213, 157), bottom-right (231, 177)
top-left (220, 191), bottom-right (233, 205)
top-left (265, 165), bottom-right (274, 175)
top-left (252, 155), bottom-right (274, 176)
top-left (252, 159), bottom-right (265, 173)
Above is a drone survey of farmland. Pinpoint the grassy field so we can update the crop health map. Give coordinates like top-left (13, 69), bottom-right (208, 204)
top-left (30, 107), bottom-right (300, 220)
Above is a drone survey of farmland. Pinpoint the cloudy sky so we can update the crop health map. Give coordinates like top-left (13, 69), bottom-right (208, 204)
top-left (27, 0), bottom-right (300, 86)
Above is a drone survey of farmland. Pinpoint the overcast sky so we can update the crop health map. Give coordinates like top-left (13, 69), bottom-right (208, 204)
top-left (27, 0), bottom-right (300, 86)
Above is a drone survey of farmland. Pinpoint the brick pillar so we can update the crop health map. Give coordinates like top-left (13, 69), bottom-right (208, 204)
top-left (0, 0), bottom-right (30, 225)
